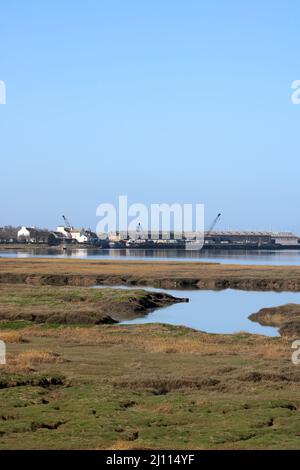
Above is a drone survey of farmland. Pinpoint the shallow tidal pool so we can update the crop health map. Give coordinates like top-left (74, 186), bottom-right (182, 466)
top-left (94, 285), bottom-right (300, 336)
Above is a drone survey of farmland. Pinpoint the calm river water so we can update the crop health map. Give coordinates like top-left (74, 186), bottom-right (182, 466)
top-left (2, 248), bottom-right (300, 265)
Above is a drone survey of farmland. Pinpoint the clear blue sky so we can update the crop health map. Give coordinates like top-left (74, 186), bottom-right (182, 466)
top-left (0, 1), bottom-right (299, 232)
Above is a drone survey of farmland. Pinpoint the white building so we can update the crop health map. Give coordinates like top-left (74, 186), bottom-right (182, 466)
top-left (56, 226), bottom-right (72, 238)
top-left (56, 226), bottom-right (90, 244)
top-left (17, 226), bottom-right (49, 243)
top-left (17, 226), bottom-right (31, 240)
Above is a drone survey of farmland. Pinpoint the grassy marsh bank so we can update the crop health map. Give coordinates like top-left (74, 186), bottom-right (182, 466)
top-left (250, 304), bottom-right (300, 338)
top-left (0, 284), bottom-right (185, 325)
top-left (2, 258), bottom-right (300, 290)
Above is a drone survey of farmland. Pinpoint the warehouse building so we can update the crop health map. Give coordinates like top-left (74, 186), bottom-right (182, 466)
top-left (204, 231), bottom-right (299, 247)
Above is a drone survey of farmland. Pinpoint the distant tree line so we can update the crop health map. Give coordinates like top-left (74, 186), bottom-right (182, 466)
top-left (0, 226), bottom-right (50, 244)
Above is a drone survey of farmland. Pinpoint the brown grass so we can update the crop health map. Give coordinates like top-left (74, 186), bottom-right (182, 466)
top-left (21, 324), bottom-right (289, 360)
top-left (105, 440), bottom-right (150, 450)
top-left (2, 349), bottom-right (66, 372)
top-left (15, 349), bottom-right (64, 365)
top-left (2, 257), bottom-right (300, 291)
top-left (0, 331), bottom-right (25, 343)
top-left (155, 403), bottom-right (173, 414)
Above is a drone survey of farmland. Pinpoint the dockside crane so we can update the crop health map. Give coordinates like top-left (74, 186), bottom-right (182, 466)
top-left (136, 222), bottom-right (143, 239)
top-left (206, 213), bottom-right (221, 235)
top-left (62, 215), bottom-right (72, 230)
top-left (59, 215), bottom-right (73, 249)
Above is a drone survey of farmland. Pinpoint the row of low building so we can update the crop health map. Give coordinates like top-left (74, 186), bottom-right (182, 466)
top-left (106, 230), bottom-right (300, 247)
top-left (204, 231), bottom-right (299, 246)
top-left (1, 226), bottom-right (300, 248)
top-left (53, 226), bottom-right (99, 244)
top-left (2, 226), bottom-right (101, 245)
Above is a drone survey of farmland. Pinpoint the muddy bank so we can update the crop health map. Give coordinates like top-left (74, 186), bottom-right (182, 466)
top-left (0, 284), bottom-right (187, 325)
top-left (2, 258), bottom-right (300, 291)
top-left (249, 304), bottom-right (300, 338)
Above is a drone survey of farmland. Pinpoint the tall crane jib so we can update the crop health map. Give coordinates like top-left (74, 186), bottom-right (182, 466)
top-left (62, 215), bottom-right (72, 230)
top-left (136, 223), bottom-right (143, 239)
top-left (207, 213), bottom-right (221, 235)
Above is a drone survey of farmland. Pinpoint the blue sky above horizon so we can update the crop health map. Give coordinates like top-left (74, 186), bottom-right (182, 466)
top-left (0, 1), bottom-right (300, 232)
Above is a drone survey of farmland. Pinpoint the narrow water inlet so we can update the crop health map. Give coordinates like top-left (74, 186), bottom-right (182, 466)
top-left (92, 285), bottom-right (300, 336)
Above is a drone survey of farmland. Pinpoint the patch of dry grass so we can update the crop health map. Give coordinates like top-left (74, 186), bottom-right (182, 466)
top-left (0, 331), bottom-right (26, 343)
top-left (2, 349), bottom-right (66, 373)
top-left (105, 440), bottom-right (150, 450)
top-left (155, 403), bottom-right (173, 414)
top-left (21, 324), bottom-right (289, 360)
top-left (15, 349), bottom-right (64, 365)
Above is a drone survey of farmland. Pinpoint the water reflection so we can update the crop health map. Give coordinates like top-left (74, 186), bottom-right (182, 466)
top-left (1, 248), bottom-right (300, 265)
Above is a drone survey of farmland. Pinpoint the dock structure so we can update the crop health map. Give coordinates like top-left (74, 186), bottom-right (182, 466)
top-left (106, 230), bottom-right (299, 249)
top-left (203, 231), bottom-right (299, 247)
